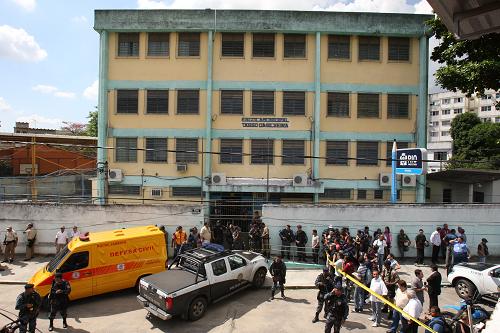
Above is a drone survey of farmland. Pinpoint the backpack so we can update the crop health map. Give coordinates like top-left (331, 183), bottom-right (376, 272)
top-left (428, 317), bottom-right (453, 333)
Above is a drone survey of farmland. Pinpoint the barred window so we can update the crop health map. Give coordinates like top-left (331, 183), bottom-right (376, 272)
top-left (220, 139), bottom-right (243, 164)
top-left (358, 36), bottom-right (380, 61)
top-left (326, 141), bottom-right (349, 165)
top-left (388, 94), bottom-right (409, 118)
top-left (374, 189), bottom-right (384, 200)
top-left (171, 187), bottom-right (201, 197)
top-left (108, 185), bottom-right (141, 196)
top-left (320, 189), bottom-right (352, 199)
top-left (386, 141), bottom-right (408, 166)
top-left (177, 90), bottom-right (199, 114)
top-left (147, 33), bottom-right (169, 56)
top-left (145, 138), bottom-right (168, 163)
top-left (117, 90), bottom-right (138, 114)
top-left (220, 90), bottom-right (243, 115)
top-left (115, 138), bottom-right (137, 162)
top-left (118, 33), bottom-right (139, 57)
top-left (357, 189), bottom-right (367, 200)
top-left (176, 138), bottom-right (198, 163)
top-left (178, 32), bottom-right (200, 57)
top-left (327, 92), bottom-right (350, 117)
top-left (282, 140), bottom-right (304, 165)
top-left (388, 37), bottom-right (409, 61)
top-left (146, 90), bottom-right (168, 114)
top-left (284, 34), bottom-right (306, 58)
top-left (253, 33), bottom-right (275, 58)
top-left (356, 141), bottom-right (379, 166)
top-left (251, 139), bottom-right (274, 164)
top-left (252, 91), bottom-right (274, 115)
top-left (283, 91), bottom-right (305, 116)
top-left (328, 35), bottom-right (350, 59)
top-left (357, 93), bottom-right (379, 118)
top-left (222, 33), bottom-right (244, 57)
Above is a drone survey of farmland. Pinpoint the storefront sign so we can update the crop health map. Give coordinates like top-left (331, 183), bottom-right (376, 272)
top-left (395, 148), bottom-right (427, 175)
top-left (241, 117), bottom-right (289, 128)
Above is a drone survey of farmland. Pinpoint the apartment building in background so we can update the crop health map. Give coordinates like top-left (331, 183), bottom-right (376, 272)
top-left (427, 89), bottom-right (500, 173)
top-left (92, 9), bottom-right (431, 220)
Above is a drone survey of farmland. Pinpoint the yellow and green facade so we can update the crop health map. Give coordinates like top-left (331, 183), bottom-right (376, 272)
top-left (93, 9), bottom-right (432, 207)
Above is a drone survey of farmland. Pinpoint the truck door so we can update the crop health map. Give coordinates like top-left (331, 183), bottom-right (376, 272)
top-left (57, 251), bottom-right (92, 300)
top-left (208, 258), bottom-right (231, 301)
top-left (227, 255), bottom-right (249, 290)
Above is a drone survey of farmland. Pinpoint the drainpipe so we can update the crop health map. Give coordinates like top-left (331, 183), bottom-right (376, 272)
top-left (313, 32), bottom-right (321, 204)
top-left (97, 30), bottom-right (109, 205)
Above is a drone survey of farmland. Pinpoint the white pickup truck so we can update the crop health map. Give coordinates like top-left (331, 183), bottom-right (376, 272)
top-left (137, 246), bottom-right (268, 321)
top-left (448, 263), bottom-right (500, 300)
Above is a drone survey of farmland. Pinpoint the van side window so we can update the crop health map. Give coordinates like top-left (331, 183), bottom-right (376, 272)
top-left (228, 255), bottom-right (246, 270)
top-left (211, 259), bottom-right (227, 276)
top-left (59, 251), bottom-right (89, 273)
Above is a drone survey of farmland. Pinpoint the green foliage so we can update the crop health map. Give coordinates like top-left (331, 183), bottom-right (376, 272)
top-left (427, 17), bottom-right (500, 96)
top-left (86, 108), bottom-right (98, 137)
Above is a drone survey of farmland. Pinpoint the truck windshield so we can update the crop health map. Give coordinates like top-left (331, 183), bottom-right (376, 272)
top-left (46, 246), bottom-right (70, 272)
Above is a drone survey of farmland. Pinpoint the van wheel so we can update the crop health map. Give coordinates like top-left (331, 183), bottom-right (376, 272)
top-left (252, 268), bottom-right (267, 288)
top-left (188, 297), bottom-right (207, 321)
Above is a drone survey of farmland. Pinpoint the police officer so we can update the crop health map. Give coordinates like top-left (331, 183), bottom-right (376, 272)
top-left (313, 268), bottom-right (335, 323)
top-left (269, 255), bottom-right (287, 300)
top-left (324, 284), bottom-right (349, 333)
top-left (15, 283), bottom-right (41, 333)
top-left (48, 272), bottom-right (71, 331)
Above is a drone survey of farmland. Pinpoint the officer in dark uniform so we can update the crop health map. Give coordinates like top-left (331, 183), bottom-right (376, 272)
top-left (324, 284), bottom-right (349, 333)
top-left (15, 283), bottom-right (41, 333)
top-left (313, 268), bottom-right (335, 323)
top-left (269, 255), bottom-right (287, 300)
top-left (48, 272), bottom-right (71, 331)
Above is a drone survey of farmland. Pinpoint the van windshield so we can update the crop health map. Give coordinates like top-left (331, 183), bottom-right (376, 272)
top-left (46, 246), bottom-right (70, 272)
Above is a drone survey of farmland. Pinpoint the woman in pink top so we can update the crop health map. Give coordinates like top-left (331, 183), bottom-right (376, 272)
top-left (384, 226), bottom-right (393, 258)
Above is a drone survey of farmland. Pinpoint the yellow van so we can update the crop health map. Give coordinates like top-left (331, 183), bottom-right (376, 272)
top-left (29, 225), bottom-right (167, 301)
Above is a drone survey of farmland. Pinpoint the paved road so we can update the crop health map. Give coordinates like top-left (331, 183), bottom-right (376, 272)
top-left (0, 282), bottom-right (474, 333)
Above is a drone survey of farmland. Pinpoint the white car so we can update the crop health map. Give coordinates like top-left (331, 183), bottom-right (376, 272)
top-left (448, 263), bottom-right (500, 300)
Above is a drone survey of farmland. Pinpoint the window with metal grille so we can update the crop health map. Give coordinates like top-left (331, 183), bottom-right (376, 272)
top-left (176, 138), bottom-right (198, 163)
top-left (327, 92), bottom-right (350, 117)
top-left (386, 141), bottom-right (408, 166)
top-left (221, 33), bottom-right (244, 57)
top-left (320, 189), bottom-right (352, 199)
top-left (252, 91), bottom-right (274, 115)
top-left (177, 90), bottom-right (199, 114)
top-left (178, 32), bottom-right (200, 57)
top-left (357, 93), bottom-right (379, 118)
top-left (357, 189), bottom-right (367, 200)
top-left (328, 35), bottom-right (350, 59)
top-left (388, 37), bottom-right (409, 61)
top-left (282, 140), bottom-right (304, 165)
top-left (220, 139), bottom-right (243, 164)
top-left (171, 187), bottom-right (202, 197)
top-left (108, 185), bottom-right (141, 196)
top-left (326, 141), bottom-right (349, 165)
top-left (358, 36), bottom-right (380, 61)
top-left (118, 33), bottom-right (139, 57)
top-left (388, 94), bottom-right (409, 118)
top-left (356, 141), bottom-right (379, 166)
top-left (147, 33), bottom-right (169, 56)
top-left (251, 139), bottom-right (274, 164)
top-left (434, 151), bottom-right (447, 161)
top-left (253, 33), bottom-right (275, 58)
top-left (117, 90), bottom-right (138, 114)
top-left (115, 137), bottom-right (137, 162)
top-left (145, 138), bottom-right (167, 162)
top-left (374, 189), bottom-right (384, 200)
top-left (284, 34), bottom-right (306, 58)
top-left (283, 91), bottom-right (305, 115)
top-left (146, 90), bottom-right (168, 114)
top-left (220, 90), bottom-right (243, 115)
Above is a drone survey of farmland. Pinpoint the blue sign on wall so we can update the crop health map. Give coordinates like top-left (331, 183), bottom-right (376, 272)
top-left (395, 148), bottom-right (427, 175)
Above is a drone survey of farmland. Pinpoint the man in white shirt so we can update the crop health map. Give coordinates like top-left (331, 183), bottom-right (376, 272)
top-left (200, 222), bottom-right (211, 245)
top-left (402, 289), bottom-right (423, 333)
top-left (373, 234), bottom-right (387, 272)
top-left (311, 229), bottom-right (320, 264)
top-left (54, 226), bottom-right (68, 254)
top-left (68, 226), bottom-right (81, 240)
top-left (388, 280), bottom-right (410, 333)
top-left (369, 270), bottom-right (388, 327)
top-left (334, 253), bottom-right (345, 277)
top-left (430, 227), bottom-right (442, 265)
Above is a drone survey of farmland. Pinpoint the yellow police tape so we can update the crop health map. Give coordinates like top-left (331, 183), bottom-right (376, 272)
top-left (326, 253), bottom-right (437, 333)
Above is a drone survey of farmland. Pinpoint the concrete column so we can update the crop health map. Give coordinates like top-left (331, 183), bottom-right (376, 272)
top-left (468, 184), bottom-right (474, 203)
top-left (416, 35), bottom-right (429, 203)
top-left (204, 30), bottom-right (214, 213)
top-left (97, 31), bottom-right (109, 205)
top-left (313, 32), bottom-right (321, 204)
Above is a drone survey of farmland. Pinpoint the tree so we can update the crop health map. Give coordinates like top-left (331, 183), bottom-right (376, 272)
top-left (427, 17), bottom-right (500, 96)
top-left (86, 108), bottom-right (98, 137)
top-left (61, 122), bottom-right (87, 136)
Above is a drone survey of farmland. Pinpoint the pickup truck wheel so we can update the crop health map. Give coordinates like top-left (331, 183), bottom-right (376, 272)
top-left (252, 268), bottom-right (267, 288)
top-left (454, 278), bottom-right (476, 299)
top-left (188, 297), bottom-right (207, 321)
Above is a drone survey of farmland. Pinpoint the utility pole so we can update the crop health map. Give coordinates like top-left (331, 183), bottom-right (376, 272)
top-left (31, 136), bottom-right (37, 202)
top-left (266, 138), bottom-right (270, 202)
top-left (391, 140), bottom-right (397, 204)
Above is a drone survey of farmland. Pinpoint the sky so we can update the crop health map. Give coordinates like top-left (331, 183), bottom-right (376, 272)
top-left (0, 0), bottom-right (437, 132)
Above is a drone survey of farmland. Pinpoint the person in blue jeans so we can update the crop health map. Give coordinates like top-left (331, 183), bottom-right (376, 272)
top-left (425, 306), bottom-right (446, 333)
top-left (387, 280), bottom-right (409, 333)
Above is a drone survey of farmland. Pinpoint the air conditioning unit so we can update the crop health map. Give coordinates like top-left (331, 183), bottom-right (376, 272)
top-left (176, 163), bottom-right (188, 172)
top-left (293, 173), bottom-right (308, 187)
top-left (401, 175), bottom-right (417, 187)
top-left (211, 173), bottom-right (227, 185)
top-left (108, 169), bottom-right (123, 182)
top-left (151, 188), bottom-right (163, 198)
top-left (379, 173), bottom-right (392, 187)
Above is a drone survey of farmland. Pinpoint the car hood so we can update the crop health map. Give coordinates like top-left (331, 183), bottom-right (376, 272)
top-left (455, 262), bottom-right (497, 271)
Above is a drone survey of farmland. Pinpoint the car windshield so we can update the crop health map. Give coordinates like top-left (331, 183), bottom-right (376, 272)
top-left (46, 246), bottom-right (70, 272)
top-left (460, 262), bottom-right (497, 271)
